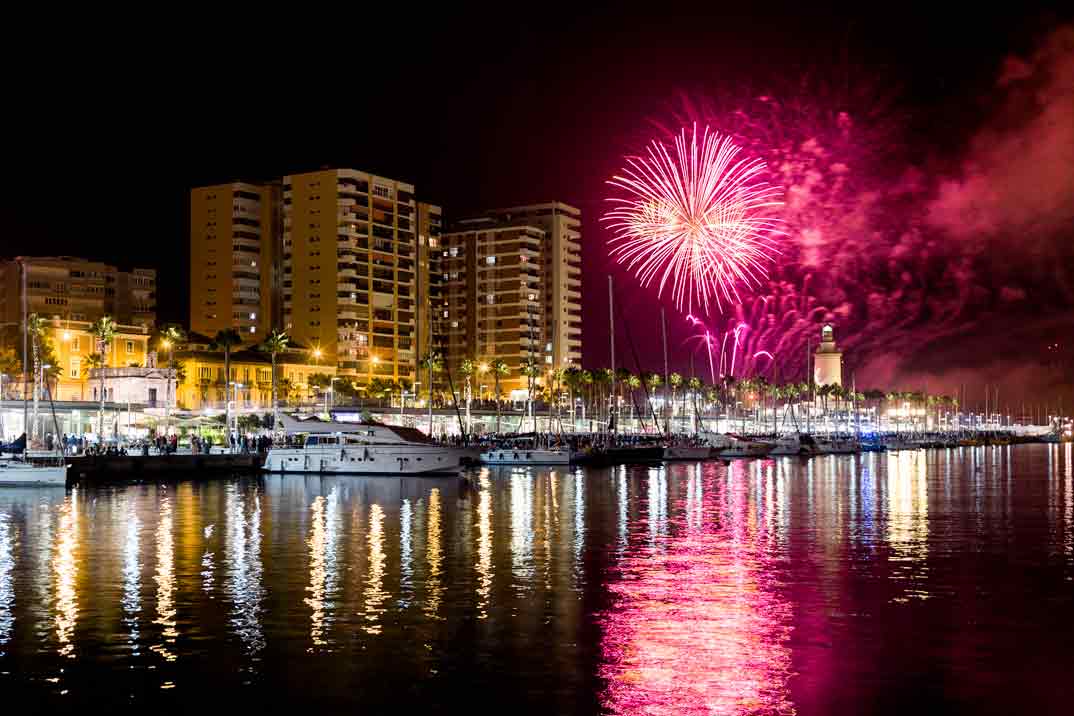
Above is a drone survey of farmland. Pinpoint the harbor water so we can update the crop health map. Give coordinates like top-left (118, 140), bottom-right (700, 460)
top-left (1, 444), bottom-right (1073, 713)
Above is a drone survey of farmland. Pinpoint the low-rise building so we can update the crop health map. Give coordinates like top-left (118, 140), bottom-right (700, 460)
top-left (172, 333), bottom-right (335, 411)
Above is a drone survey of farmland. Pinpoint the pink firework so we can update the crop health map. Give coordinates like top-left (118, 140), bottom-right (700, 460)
top-left (604, 124), bottom-right (784, 314)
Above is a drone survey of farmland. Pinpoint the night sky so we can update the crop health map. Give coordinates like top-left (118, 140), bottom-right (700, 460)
top-left (4, 3), bottom-right (1072, 408)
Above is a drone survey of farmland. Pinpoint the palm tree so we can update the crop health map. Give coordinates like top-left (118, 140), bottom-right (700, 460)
top-left (419, 350), bottom-right (443, 435)
top-left (156, 324), bottom-right (185, 436)
top-left (521, 357), bottom-right (542, 432)
top-left (490, 358), bottom-right (509, 433)
top-left (563, 366), bottom-right (584, 427)
top-left (260, 330), bottom-right (289, 430)
top-left (686, 376), bottom-right (702, 432)
top-left (579, 369), bottom-right (593, 424)
top-left (90, 316), bottom-right (117, 441)
top-left (212, 328), bottom-right (243, 449)
top-left (459, 357), bottom-right (476, 432)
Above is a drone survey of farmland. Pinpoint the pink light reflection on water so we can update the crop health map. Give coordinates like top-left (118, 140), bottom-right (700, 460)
top-left (599, 464), bottom-right (795, 715)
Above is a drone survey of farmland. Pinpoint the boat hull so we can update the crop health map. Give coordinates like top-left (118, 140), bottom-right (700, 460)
top-left (480, 449), bottom-right (571, 465)
top-left (0, 463), bottom-right (68, 486)
top-left (263, 445), bottom-right (470, 475)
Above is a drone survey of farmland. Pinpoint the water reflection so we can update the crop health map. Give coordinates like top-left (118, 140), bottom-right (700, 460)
top-left (121, 496), bottom-right (141, 652)
top-left (0, 448), bottom-right (1070, 713)
top-left (226, 484), bottom-right (264, 654)
top-left (0, 509), bottom-right (13, 654)
top-left (475, 475), bottom-right (493, 619)
top-left (364, 503), bottom-right (387, 634)
top-left (424, 487), bottom-right (443, 619)
top-left (52, 488), bottom-right (79, 659)
top-left (150, 492), bottom-right (177, 663)
top-left (601, 465), bottom-right (794, 715)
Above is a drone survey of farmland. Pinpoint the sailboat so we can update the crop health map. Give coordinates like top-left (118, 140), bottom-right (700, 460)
top-left (1, 262), bottom-right (68, 486)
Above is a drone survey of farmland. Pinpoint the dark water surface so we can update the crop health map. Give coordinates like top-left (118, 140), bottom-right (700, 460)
top-left (1, 445), bottom-right (1073, 714)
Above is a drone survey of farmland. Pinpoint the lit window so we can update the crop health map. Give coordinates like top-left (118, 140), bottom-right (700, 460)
top-left (486, 256), bottom-right (496, 265)
top-left (249, 326), bottom-right (256, 333)
top-left (449, 247), bottom-right (458, 257)
top-left (486, 295), bottom-right (494, 304)
top-left (443, 310), bottom-right (449, 318)
top-left (249, 312), bottom-right (256, 320)
top-left (545, 356), bottom-right (553, 364)
top-left (126, 340), bottom-right (134, 354)
top-left (451, 321), bottom-right (459, 328)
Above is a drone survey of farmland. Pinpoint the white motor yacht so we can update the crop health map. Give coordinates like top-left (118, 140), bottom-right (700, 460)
top-left (264, 415), bottom-right (476, 476)
top-left (768, 434), bottom-right (818, 456)
top-left (0, 459), bottom-right (67, 486)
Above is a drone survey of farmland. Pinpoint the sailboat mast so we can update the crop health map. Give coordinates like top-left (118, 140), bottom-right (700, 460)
top-left (661, 308), bottom-right (669, 436)
top-left (608, 276), bottom-right (615, 438)
top-left (20, 261), bottom-right (29, 442)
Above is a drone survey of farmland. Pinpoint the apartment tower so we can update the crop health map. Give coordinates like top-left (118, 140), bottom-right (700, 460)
top-left (440, 202), bottom-right (581, 396)
top-left (282, 169), bottom-right (420, 384)
top-left (0, 256), bottom-right (156, 328)
top-left (189, 182), bottom-right (279, 341)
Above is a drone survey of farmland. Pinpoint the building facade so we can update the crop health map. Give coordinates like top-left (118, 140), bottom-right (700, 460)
top-left (173, 342), bottom-right (336, 411)
top-left (456, 203), bottom-right (582, 372)
top-left (282, 169), bottom-right (420, 387)
top-left (43, 317), bottom-right (153, 402)
top-left (189, 182), bottom-right (280, 341)
top-left (440, 221), bottom-right (547, 396)
top-left (0, 256), bottom-right (156, 329)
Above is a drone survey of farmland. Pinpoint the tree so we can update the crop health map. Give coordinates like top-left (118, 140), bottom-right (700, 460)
top-left (459, 357), bottom-right (476, 432)
top-left (211, 328), bottom-right (243, 446)
top-left (687, 376), bottom-right (702, 431)
top-left (521, 357), bottom-right (542, 431)
top-left (156, 324), bottom-right (185, 433)
top-left (90, 316), bottom-right (117, 440)
top-left (490, 358), bottom-right (509, 432)
top-left (260, 330), bottom-right (289, 429)
top-left (562, 366), bottom-right (584, 426)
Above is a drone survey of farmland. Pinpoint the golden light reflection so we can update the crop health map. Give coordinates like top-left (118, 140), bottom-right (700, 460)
top-left (151, 495), bottom-right (177, 662)
top-left (886, 451), bottom-right (930, 602)
top-left (305, 495), bottom-right (328, 649)
top-left (52, 489), bottom-right (79, 658)
top-left (475, 475), bottom-right (493, 619)
top-left (400, 498), bottom-right (413, 603)
top-left (510, 474), bottom-right (533, 581)
top-left (364, 503), bottom-right (387, 634)
top-left (424, 488), bottom-right (443, 619)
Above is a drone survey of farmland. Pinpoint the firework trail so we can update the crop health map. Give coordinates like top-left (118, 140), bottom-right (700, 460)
top-left (604, 124), bottom-right (784, 314)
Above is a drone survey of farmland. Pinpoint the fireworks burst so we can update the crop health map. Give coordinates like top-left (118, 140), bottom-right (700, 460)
top-left (604, 124), bottom-right (784, 314)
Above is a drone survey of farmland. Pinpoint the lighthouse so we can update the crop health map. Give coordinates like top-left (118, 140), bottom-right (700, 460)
top-left (814, 324), bottom-right (843, 387)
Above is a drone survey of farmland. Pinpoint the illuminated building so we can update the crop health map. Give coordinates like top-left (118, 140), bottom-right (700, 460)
top-left (189, 183), bottom-right (280, 341)
top-left (0, 256), bottom-right (156, 328)
top-left (172, 332), bottom-right (335, 410)
top-left (814, 324), bottom-right (842, 387)
top-left (440, 202), bottom-right (582, 397)
top-left (282, 169), bottom-right (422, 387)
top-left (43, 317), bottom-right (153, 402)
top-left (440, 221), bottom-right (547, 397)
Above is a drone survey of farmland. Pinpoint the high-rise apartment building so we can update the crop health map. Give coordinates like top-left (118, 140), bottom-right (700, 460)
top-left (440, 220), bottom-right (547, 397)
top-left (415, 202), bottom-right (446, 388)
top-left (440, 202), bottom-right (581, 397)
top-left (0, 256), bottom-right (156, 328)
top-left (282, 169), bottom-right (420, 384)
top-left (189, 182), bottom-right (280, 341)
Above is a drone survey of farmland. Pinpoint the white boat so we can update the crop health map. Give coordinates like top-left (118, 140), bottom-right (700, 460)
top-left (0, 459), bottom-right (68, 486)
top-left (480, 448), bottom-right (572, 465)
top-left (718, 438), bottom-right (772, 459)
top-left (662, 445), bottom-right (713, 460)
top-left (263, 415), bottom-right (476, 476)
top-left (768, 434), bottom-right (818, 456)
